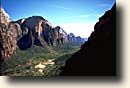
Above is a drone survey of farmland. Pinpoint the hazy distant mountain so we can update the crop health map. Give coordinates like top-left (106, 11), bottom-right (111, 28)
top-left (83, 38), bottom-right (88, 41)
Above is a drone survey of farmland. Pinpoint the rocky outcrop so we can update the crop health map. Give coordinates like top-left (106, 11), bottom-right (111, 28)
top-left (17, 16), bottom-right (55, 50)
top-left (0, 7), bottom-right (16, 60)
top-left (8, 22), bottom-right (22, 40)
top-left (0, 7), bottom-right (11, 25)
top-left (60, 3), bottom-right (116, 76)
top-left (0, 23), bottom-right (17, 60)
top-left (20, 16), bottom-right (45, 46)
top-left (54, 26), bottom-right (68, 45)
top-left (0, 7), bottom-right (22, 40)
top-left (67, 33), bottom-right (76, 42)
top-left (42, 20), bottom-right (55, 46)
top-left (67, 33), bottom-right (86, 46)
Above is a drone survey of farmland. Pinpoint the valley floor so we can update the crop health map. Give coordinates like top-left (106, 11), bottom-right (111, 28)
top-left (0, 42), bottom-right (81, 76)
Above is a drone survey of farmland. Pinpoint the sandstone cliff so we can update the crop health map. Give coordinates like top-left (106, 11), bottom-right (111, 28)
top-left (16, 16), bottom-right (56, 50)
top-left (0, 24), bottom-right (16, 60)
top-left (0, 7), bottom-right (17, 60)
top-left (0, 7), bottom-right (11, 25)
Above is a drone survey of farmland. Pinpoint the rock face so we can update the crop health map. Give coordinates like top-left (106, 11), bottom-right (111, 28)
top-left (42, 20), bottom-right (55, 46)
top-left (67, 33), bottom-right (86, 46)
top-left (8, 22), bottom-right (22, 40)
top-left (67, 33), bottom-right (76, 42)
top-left (17, 16), bottom-right (55, 50)
top-left (0, 7), bottom-right (16, 60)
top-left (54, 26), bottom-right (68, 45)
top-left (17, 18), bottom-right (73, 50)
top-left (0, 7), bottom-right (11, 25)
top-left (0, 23), bottom-right (17, 60)
top-left (60, 3), bottom-right (116, 76)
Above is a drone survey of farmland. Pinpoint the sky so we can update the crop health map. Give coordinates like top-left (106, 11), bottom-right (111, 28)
top-left (1, 0), bottom-right (115, 38)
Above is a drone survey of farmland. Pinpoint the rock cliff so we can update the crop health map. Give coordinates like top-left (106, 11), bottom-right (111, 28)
top-left (0, 24), bottom-right (16, 60)
top-left (0, 7), bottom-right (11, 25)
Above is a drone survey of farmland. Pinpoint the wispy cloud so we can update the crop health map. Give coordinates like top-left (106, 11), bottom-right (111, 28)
top-left (50, 5), bottom-right (71, 10)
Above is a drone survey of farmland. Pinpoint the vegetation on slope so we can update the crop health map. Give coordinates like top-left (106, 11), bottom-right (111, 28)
top-left (1, 43), bottom-right (80, 76)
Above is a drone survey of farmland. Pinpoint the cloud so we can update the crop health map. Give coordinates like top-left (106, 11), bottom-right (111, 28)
top-left (54, 22), bottom-right (96, 38)
top-left (50, 5), bottom-right (71, 10)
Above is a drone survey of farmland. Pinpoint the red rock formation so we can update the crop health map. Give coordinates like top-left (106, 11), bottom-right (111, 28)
top-left (0, 23), bottom-right (16, 60)
top-left (0, 7), bottom-right (11, 25)
top-left (17, 16), bottom-right (46, 50)
top-left (0, 7), bottom-right (16, 60)
top-left (54, 26), bottom-right (68, 45)
top-left (17, 16), bottom-right (56, 50)
top-left (8, 22), bottom-right (22, 39)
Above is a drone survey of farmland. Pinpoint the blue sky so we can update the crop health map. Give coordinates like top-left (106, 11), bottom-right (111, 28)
top-left (1, 0), bottom-right (115, 38)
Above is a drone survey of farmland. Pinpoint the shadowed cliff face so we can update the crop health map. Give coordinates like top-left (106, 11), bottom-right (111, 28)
top-left (17, 16), bottom-right (53, 50)
top-left (60, 3), bottom-right (116, 76)
top-left (17, 16), bottom-right (45, 50)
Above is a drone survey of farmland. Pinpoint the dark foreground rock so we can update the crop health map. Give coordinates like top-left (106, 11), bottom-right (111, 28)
top-left (60, 3), bottom-right (116, 76)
